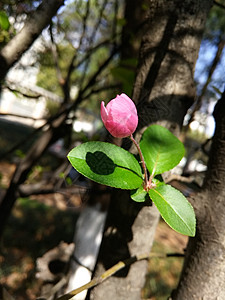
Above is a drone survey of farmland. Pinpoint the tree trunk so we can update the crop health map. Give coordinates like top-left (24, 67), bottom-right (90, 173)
top-left (172, 90), bottom-right (225, 299)
top-left (89, 1), bottom-right (212, 299)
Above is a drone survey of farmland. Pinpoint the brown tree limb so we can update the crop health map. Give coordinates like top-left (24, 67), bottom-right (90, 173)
top-left (90, 1), bottom-right (213, 299)
top-left (0, 0), bottom-right (65, 81)
top-left (4, 80), bottom-right (63, 102)
top-left (213, 0), bottom-right (225, 9)
top-left (173, 90), bottom-right (225, 299)
top-left (49, 23), bottom-right (65, 87)
top-left (56, 252), bottom-right (184, 300)
top-left (0, 112), bottom-right (45, 120)
top-left (62, 0), bottom-right (91, 102)
top-left (3, 86), bottom-right (41, 99)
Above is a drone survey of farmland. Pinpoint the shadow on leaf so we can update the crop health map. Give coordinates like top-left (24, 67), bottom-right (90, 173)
top-left (86, 151), bottom-right (116, 175)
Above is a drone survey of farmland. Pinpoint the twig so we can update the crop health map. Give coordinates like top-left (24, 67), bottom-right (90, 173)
top-left (72, 38), bottom-right (115, 72)
top-left (63, 0), bottom-right (90, 99)
top-left (213, 0), bottom-right (225, 9)
top-left (83, 83), bottom-right (120, 99)
top-left (0, 112), bottom-right (45, 120)
top-left (3, 85), bottom-right (41, 99)
top-left (77, 46), bottom-right (118, 100)
top-left (185, 38), bottom-right (225, 128)
top-left (55, 252), bottom-right (184, 300)
top-left (130, 134), bottom-right (148, 190)
top-left (49, 23), bottom-right (64, 86)
top-left (4, 79), bottom-right (63, 103)
top-left (165, 174), bottom-right (195, 184)
top-left (89, 0), bottom-right (108, 45)
top-left (74, 0), bottom-right (109, 90)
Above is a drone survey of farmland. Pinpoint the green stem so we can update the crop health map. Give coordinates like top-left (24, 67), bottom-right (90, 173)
top-left (130, 134), bottom-right (149, 191)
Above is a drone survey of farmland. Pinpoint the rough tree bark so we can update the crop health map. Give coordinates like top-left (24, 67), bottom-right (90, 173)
top-left (89, 1), bottom-right (212, 299)
top-left (172, 90), bottom-right (225, 299)
top-left (0, 0), bottom-right (64, 81)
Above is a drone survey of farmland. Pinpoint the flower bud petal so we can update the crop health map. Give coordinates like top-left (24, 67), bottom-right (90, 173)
top-left (100, 93), bottom-right (138, 138)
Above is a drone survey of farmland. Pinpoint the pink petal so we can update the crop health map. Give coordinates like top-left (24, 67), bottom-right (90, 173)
top-left (101, 93), bottom-right (138, 138)
top-left (107, 120), bottom-right (130, 138)
top-left (101, 101), bottom-right (108, 124)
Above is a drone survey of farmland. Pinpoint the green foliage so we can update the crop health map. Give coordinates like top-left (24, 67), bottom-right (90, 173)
top-left (67, 141), bottom-right (143, 189)
top-left (130, 186), bottom-right (148, 202)
top-left (68, 125), bottom-right (196, 236)
top-left (0, 10), bottom-right (10, 46)
top-left (149, 185), bottom-right (196, 236)
top-left (0, 10), bottom-right (10, 30)
top-left (131, 175), bottom-right (165, 202)
top-left (140, 125), bottom-right (185, 176)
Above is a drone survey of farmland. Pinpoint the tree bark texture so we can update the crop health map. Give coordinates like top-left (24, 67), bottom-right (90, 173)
top-left (172, 91), bottom-right (225, 300)
top-left (0, 0), bottom-right (64, 81)
top-left (89, 1), bottom-right (212, 299)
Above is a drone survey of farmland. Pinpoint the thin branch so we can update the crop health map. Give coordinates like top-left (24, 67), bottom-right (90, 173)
top-left (63, 0), bottom-right (90, 100)
top-left (5, 79), bottom-right (63, 103)
top-left (165, 174), bottom-right (195, 184)
top-left (89, 0), bottom-right (108, 45)
top-left (3, 86), bottom-right (41, 99)
top-left (49, 23), bottom-right (65, 86)
top-left (130, 134), bottom-right (149, 190)
top-left (18, 183), bottom-right (87, 197)
top-left (72, 38), bottom-right (115, 71)
top-left (186, 38), bottom-right (225, 128)
top-left (0, 112), bottom-right (45, 120)
top-left (213, 0), bottom-right (225, 9)
top-left (77, 46), bottom-right (119, 100)
top-left (111, 0), bottom-right (119, 43)
top-left (74, 0), bottom-right (109, 90)
top-left (44, 45), bottom-right (118, 123)
top-left (83, 83), bottom-right (121, 99)
top-left (0, 0), bottom-right (65, 81)
top-left (62, 1), bottom-right (120, 102)
top-left (56, 252), bottom-right (184, 300)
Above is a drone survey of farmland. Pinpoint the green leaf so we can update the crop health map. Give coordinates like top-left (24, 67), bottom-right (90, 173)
top-left (130, 175), bottom-right (165, 202)
top-left (149, 185), bottom-right (196, 236)
top-left (130, 186), bottom-right (147, 202)
top-left (140, 125), bottom-right (185, 176)
top-left (0, 11), bottom-right (10, 31)
top-left (67, 141), bottom-right (143, 189)
top-left (152, 174), bottom-right (165, 188)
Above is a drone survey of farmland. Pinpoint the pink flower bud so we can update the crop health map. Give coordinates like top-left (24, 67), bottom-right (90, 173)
top-left (101, 93), bottom-right (138, 138)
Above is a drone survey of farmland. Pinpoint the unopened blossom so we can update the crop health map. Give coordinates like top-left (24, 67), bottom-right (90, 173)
top-left (101, 93), bottom-right (138, 138)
